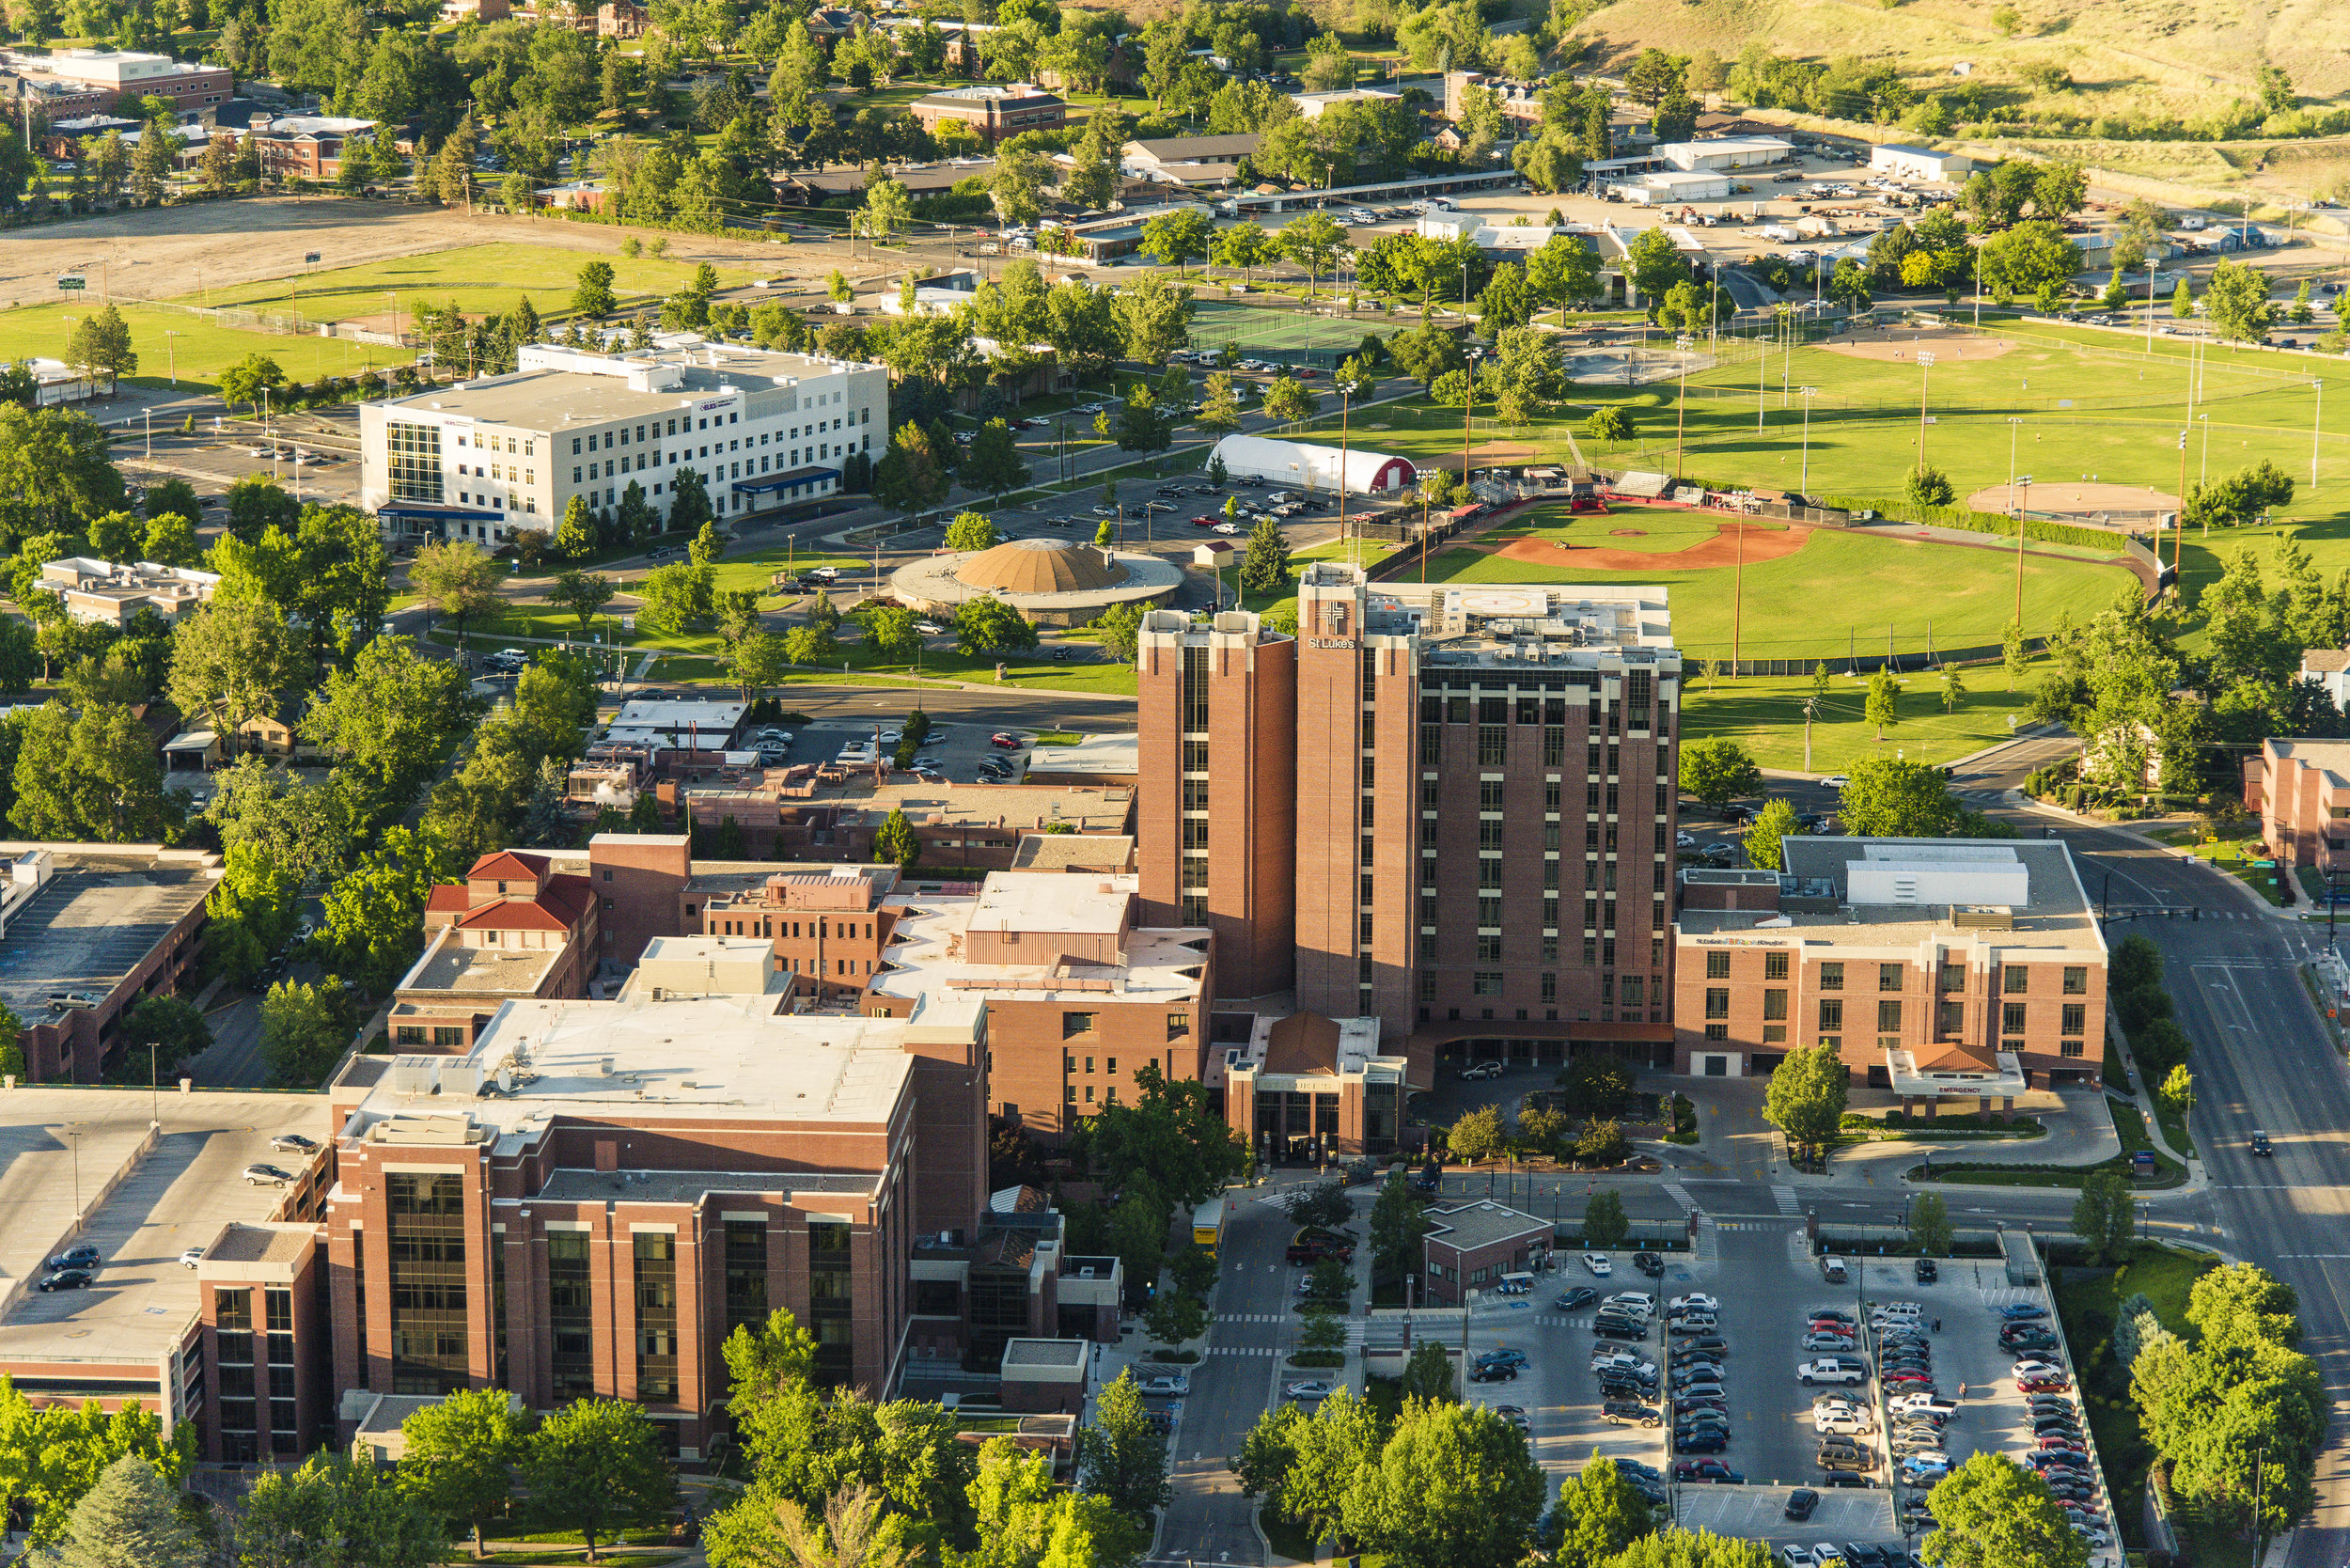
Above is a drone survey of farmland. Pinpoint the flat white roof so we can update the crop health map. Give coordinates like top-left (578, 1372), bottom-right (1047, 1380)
top-left (868, 878), bottom-right (1207, 1019)
top-left (965, 871), bottom-right (1134, 938)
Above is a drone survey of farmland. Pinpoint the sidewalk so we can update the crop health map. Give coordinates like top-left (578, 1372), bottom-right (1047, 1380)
top-left (1781, 1087), bottom-right (2120, 1191)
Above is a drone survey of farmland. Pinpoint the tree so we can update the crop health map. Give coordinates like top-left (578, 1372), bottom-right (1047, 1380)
top-left (1678, 737), bottom-right (1761, 812)
top-left (1077, 1371), bottom-right (1169, 1526)
top-left (317, 825), bottom-right (455, 993)
top-left (1907, 1190), bottom-right (1952, 1257)
top-left (166, 598), bottom-right (310, 741)
top-left (2204, 259), bottom-right (2277, 344)
top-left (10, 702), bottom-right (176, 843)
top-left (410, 540), bottom-right (505, 652)
top-left (218, 353), bottom-right (286, 416)
top-left (1939, 662), bottom-right (1968, 713)
top-left (1084, 1060), bottom-right (1246, 1209)
top-left (1839, 756), bottom-right (1966, 838)
top-left (1370, 1172), bottom-right (1433, 1286)
top-left (1447, 1104), bottom-right (1505, 1163)
top-left (1341, 1401), bottom-right (1545, 1568)
top-left (554, 494), bottom-right (597, 559)
top-left (636, 560), bottom-right (716, 635)
top-left (963, 418), bottom-right (1030, 504)
top-left (65, 306), bottom-right (135, 394)
top-left (572, 259), bottom-right (618, 318)
top-left (1277, 211), bottom-right (1351, 299)
top-left (872, 807), bottom-right (920, 869)
top-left (2171, 276), bottom-right (2195, 319)
top-left (955, 597), bottom-right (1039, 657)
top-left (1743, 797), bottom-right (1800, 873)
top-left (1920, 1452), bottom-right (2089, 1568)
top-left (549, 568), bottom-right (616, 628)
top-left (1262, 376), bottom-right (1317, 425)
top-left (1476, 263), bottom-right (1534, 333)
top-left (1863, 666), bottom-right (1903, 739)
top-left (1144, 1291), bottom-right (1209, 1347)
top-left (55, 1455), bottom-right (199, 1568)
top-left (1583, 1189), bottom-right (1629, 1250)
top-left (523, 1400), bottom-right (678, 1562)
top-left (119, 996), bottom-right (209, 1081)
top-left (2072, 1168), bottom-right (2135, 1263)
top-left (1977, 221), bottom-right (2081, 299)
top-left (1762, 1042), bottom-right (1848, 1154)
top-left (1140, 208), bottom-right (1214, 277)
top-left (221, 474), bottom-right (300, 543)
top-left (395, 1388), bottom-right (525, 1559)
top-left (233, 1453), bottom-right (442, 1568)
top-left (871, 422), bottom-right (952, 522)
top-left (1552, 1457), bottom-right (1659, 1568)
top-left (1113, 270), bottom-right (1196, 365)
top-left (301, 640), bottom-right (479, 828)
top-left (729, 633), bottom-right (791, 703)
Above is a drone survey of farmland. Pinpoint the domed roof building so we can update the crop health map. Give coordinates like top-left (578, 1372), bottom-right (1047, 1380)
top-left (888, 536), bottom-right (1182, 628)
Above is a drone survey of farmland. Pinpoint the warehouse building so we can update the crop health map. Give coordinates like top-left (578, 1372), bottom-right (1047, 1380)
top-left (1870, 144), bottom-right (1972, 181)
top-left (1205, 434), bottom-right (1418, 495)
top-left (1654, 136), bottom-right (1790, 172)
top-left (358, 339), bottom-right (887, 545)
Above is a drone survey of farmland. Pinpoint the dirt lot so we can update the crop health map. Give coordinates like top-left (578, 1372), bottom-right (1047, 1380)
top-left (0, 198), bottom-right (893, 311)
top-left (1491, 519), bottom-right (1813, 572)
top-left (1965, 480), bottom-right (2180, 518)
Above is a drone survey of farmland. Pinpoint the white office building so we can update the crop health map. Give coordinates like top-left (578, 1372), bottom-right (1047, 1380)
top-left (358, 337), bottom-right (890, 544)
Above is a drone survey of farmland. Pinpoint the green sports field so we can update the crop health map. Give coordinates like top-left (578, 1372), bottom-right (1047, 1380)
top-left (1416, 502), bottom-right (2137, 666)
top-left (186, 242), bottom-right (756, 329)
top-left (1192, 297), bottom-right (1401, 365)
top-left (0, 301), bottom-right (415, 395)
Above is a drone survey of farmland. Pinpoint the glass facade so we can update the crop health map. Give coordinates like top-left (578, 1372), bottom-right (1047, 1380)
top-left (548, 1230), bottom-right (594, 1402)
top-left (387, 421), bottom-right (444, 503)
top-left (387, 1173), bottom-right (468, 1394)
top-left (634, 1232), bottom-right (679, 1403)
top-left (215, 1287), bottom-right (257, 1459)
top-left (808, 1220), bottom-right (854, 1388)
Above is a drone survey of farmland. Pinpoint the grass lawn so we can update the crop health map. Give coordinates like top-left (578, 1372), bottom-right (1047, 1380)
top-left (184, 242), bottom-right (757, 327)
top-left (1261, 1508), bottom-right (1383, 1568)
top-left (1412, 501), bottom-right (2134, 666)
top-left (1908, 1093), bottom-right (2185, 1187)
top-left (1681, 660), bottom-right (2051, 774)
top-left (2150, 831), bottom-right (2289, 904)
top-left (0, 302), bottom-right (416, 396)
top-left (2050, 1240), bottom-right (2217, 1553)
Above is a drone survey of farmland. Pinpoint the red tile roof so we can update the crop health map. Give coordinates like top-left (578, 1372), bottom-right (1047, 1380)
top-left (468, 850), bottom-right (551, 884)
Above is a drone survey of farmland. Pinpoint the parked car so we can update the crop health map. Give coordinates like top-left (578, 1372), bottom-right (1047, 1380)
top-left (1632, 1251), bottom-right (1665, 1276)
top-left (1583, 1252), bottom-right (1614, 1276)
top-left (1283, 1379), bottom-right (1336, 1400)
top-left (1915, 1257), bottom-right (1938, 1283)
top-left (1136, 1374), bottom-right (1189, 1396)
top-left (1455, 1059), bottom-right (1504, 1080)
top-left (44, 1245), bottom-right (99, 1272)
top-left (1603, 1401), bottom-right (1660, 1427)
top-left (1998, 1303), bottom-right (2049, 1322)
top-left (1559, 1287), bottom-right (1599, 1310)
top-left (1673, 1460), bottom-right (1743, 1484)
top-left (2251, 1129), bottom-right (2274, 1155)
top-left (37, 1269), bottom-right (92, 1293)
top-left (243, 1164), bottom-right (293, 1186)
top-left (1800, 1359), bottom-right (1867, 1386)
top-left (1784, 1489), bottom-right (1820, 1522)
top-left (1479, 1349), bottom-right (1529, 1371)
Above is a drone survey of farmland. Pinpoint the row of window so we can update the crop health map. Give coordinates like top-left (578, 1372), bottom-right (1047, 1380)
top-left (1701, 951), bottom-right (2092, 995)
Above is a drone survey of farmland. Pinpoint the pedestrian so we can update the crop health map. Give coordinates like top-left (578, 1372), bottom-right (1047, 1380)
top-left (1934, 1316), bottom-right (1942, 1332)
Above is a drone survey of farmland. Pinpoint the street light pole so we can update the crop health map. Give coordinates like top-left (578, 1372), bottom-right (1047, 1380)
top-left (1797, 385), bottom-right (1817, 495)
top-left (2314, 378), bottom-right (2324, 491)
top-left (1674, 335), bottom-right (1693, 479)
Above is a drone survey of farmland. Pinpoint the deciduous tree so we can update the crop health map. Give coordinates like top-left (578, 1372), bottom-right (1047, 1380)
top-left (1762, 1042), bottom-right (1848, 1154)
top-left (396, 1387), bottom-right (525, 1558)
top-left (523, 1400), bottom-right (678, 1562)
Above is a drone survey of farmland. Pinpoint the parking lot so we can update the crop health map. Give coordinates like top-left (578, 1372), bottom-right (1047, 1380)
top-left (1463, 1247), bottom-right (1670, 1497)
top-left (784, 715), bottom-right (1032, 785)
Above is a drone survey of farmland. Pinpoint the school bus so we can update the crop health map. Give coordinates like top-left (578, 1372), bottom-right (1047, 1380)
top-left (1191, 1198), bottom-right (1226, 1259)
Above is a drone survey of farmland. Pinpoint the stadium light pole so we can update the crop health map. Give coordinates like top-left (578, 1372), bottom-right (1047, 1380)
top-left (1914, 352), bottom-right (1937, 478)
top-left (2009, 416), bottom-right (2028, 626)
top-left (1674, 334), bottom-right (1694, 479)
top-left (164, 329), bottom-right (180, 388)
top-left (2174, 429), bottom-right (2188, 584)
top-left (2314, 379), bottom-right (2325, 492)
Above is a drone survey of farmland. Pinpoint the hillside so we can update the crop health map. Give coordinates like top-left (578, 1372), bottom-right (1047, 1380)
top-left (1566, 0), bottom-right (2350, 123)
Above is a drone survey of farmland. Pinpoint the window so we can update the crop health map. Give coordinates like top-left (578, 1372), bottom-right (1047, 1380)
top-left (1819, 962), bottom-right (1843, 991)
top-left (1479, 779), bottom-right (1503, 811)
top-left (2061, 1003), bottom-right (2086, 1036)
top-left (2060, 1036), bottom-right (2085, 1058)
top-left (2004, 966), bottom-right (2030, 995)
top-left (1765, 950), bottom-right (1789, 981)
top-left (1706, 950), bottom-right (1730, 980)
top-left (1704, 1023), bottom-right (1729, 1041)
top-left (2003, 1001), bottom-right (2027, 1034)
top-left (1763, 989), bottom-right (1787, 1021)
top-left (386, 422), bottom-right (443, 503)
top-left (1818, 998), bottom-right (1843, 1030)
top-left (1938, 963), bottom-right (1966, 992)
top-left (1062, 1011), bottom-right (1097, 1037)
top-left (1937, 1000), bottom-right (1965, 1035)
top-left (723, 1220), bottom-right (766, 1339)
top-left (387, 1173), bottom-right (467, 1395)
top-left (1704, 987), bottom-right (1729, 1020)
top-left (1878, 963), bottom-right (1904, 993)
top-left (1877, 999), bottom-right (1903, 1033)
top-left (2063, 966), bottom-right (2088, 995)
top-left (1167, 1012), bottom-right (1189, 1040)
top-left (1478, 725), bottom-right (1506, 765)
top-left (1472, 970), bottom-right (1503, 996)
top-left (634, 1231), bottom-right (678, 1403)
top-left (807, 1220), bottom-right (854, 1387)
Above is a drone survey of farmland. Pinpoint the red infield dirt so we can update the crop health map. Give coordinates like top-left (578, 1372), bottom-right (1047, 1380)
top-left (1823, 327), bottom-right (2019, 363)
top-left (1490, 519), bottom-right (1813, 572)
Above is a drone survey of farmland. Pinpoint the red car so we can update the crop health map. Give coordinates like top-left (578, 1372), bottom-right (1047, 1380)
top-left (1673, 1459), bottom-right (1742, 1483)
top-left (1191, 515), bottom-right (1221, 527)
top-left (988, 732), bottom-right (1023, 749)
top-left (2018, 1376), bottom-right (2071, 1394)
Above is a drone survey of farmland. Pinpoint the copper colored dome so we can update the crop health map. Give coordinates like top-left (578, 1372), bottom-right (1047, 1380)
top-left (953, 537), bottom-right (1130, 595)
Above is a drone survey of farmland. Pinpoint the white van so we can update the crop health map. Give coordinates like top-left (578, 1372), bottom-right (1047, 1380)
top-left (1819, 1256), bottom-right (1849, 1284)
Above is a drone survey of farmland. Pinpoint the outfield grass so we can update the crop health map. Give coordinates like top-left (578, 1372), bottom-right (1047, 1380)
top-left (0, 302), bottom-right (416, 395)
top-left (1416, 502), bottom-right (2134, 666)
top-left (183, 242), bottom-right (756, 326)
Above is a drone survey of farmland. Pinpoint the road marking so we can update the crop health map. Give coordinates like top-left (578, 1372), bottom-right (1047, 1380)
top-left (1771, 1184), bottom-right (1801, 1215)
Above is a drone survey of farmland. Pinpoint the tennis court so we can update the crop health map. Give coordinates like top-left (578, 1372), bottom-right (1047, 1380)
top-left (1191, 299), bottom-right (1402, 365)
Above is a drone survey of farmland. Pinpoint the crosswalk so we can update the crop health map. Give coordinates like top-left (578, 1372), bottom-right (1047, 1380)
top-left (1662, 1183), bottom-right (1697, 1214)
top-left (1206, 1346), bottom-right (1284, 1357)
top-left (1223, 1313), bottom-right (1295, 1324)
top-left (1772, 1184), bottom-right (1801, 1215)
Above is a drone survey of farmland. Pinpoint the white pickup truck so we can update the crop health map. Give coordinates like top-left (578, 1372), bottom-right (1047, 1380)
top-left (1798, 1357), bottom-right (1868, 1387)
